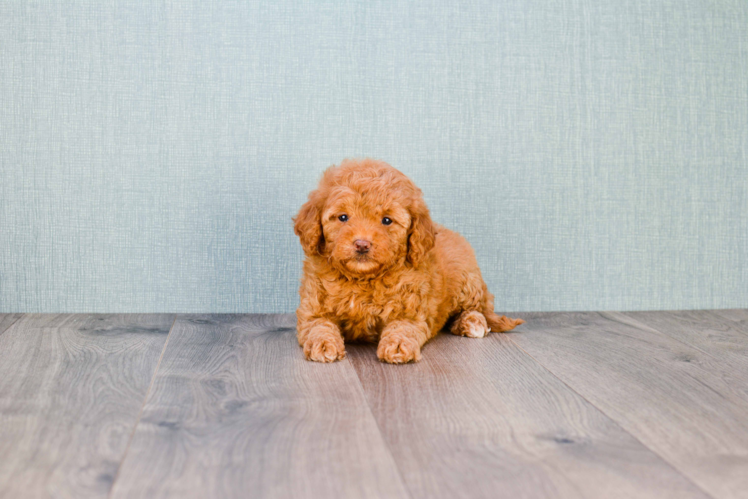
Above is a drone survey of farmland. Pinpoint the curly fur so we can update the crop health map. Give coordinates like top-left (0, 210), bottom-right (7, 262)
top-left (294, 158), bottom-right (523, 364)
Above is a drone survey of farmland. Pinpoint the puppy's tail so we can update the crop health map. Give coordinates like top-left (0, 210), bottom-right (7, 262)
top-left (484, 311), bottom-right (524, 333)
top-left (480, 281), bottom-right (524, 332)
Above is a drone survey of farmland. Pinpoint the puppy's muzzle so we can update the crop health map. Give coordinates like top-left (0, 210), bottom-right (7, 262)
top-left (354, 239), bottom-right (371, 254)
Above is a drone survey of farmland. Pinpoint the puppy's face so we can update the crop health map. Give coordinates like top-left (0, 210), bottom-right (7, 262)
top-left (294, 160), bottom-right (435, 278)
top-left (320, 188), bottom-right (411, 275)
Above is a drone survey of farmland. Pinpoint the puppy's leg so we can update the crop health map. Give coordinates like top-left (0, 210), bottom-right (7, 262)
top-left (377, 320), bottom-right (430, 364)
top-left (298, 318), bottom-right (346, 363)
top-left (449, 310), bottom-right (490, 338)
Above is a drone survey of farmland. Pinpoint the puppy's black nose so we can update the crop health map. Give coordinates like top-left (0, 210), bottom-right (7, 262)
top-left (354, 239), bottom-right (371, 253)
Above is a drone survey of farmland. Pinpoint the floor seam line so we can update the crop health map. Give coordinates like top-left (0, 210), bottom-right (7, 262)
top-left (603, 311), bottom-right (726, 364)
top-left (347, 355), bottom-right (414, 499)
top-left (605, 311), bottom-right (748, 409)
top-left (107, 314), bottom-right (178, 498)
top-left (506, 332), bottom-right (714, 499)
top-left (709, 310), bottom-right (748, 338)
top-left (0, 314), bottom-right (24, 337)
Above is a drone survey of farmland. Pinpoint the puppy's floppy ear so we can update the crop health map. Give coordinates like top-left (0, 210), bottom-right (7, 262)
top-left (407, 194), bottom-right (436, 267)
top-left (293, 189), bottom-right (325, 256)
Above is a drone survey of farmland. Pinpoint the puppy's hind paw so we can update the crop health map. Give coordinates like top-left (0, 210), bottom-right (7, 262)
top-left (450, 310), bottom-right (489, 338)
top-left (303, 334), bottom-right (346, 363)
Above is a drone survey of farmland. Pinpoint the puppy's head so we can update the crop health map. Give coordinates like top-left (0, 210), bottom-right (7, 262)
top-left (294, 159), bottom-right (435, 277)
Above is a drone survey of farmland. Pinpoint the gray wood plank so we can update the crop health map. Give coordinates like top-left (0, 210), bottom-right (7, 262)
top-left (348, 332), bottom-right (706, 498)
top-left (615, 310), bottom-right (748, 402)
top-left (0, 313), bottom-right (23, 335)
top-left (110, 314), bottom-right (408, 499)
top-left (709, 309), bottom-right (748, 330)
top-left (0, 314), bottom-right (173, 498)
top-left (510, 311), bottom-right (748, 498)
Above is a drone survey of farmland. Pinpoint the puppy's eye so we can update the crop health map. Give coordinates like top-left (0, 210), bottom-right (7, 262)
top-left (382, 217), bottom-right (393, 226)
top-left (338, 214), bottom-right (348, 222)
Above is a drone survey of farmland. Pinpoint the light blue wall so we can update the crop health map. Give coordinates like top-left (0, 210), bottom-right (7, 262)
top-left (1, 1), bottom-right (746, 313)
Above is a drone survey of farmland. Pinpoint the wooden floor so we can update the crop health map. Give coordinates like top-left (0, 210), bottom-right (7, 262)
top-left (1, 310), bottom-right (747, 498)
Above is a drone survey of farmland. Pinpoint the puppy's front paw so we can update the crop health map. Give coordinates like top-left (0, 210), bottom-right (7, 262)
top-left (377, 334), bottom-right (422, 364)
top-left (303, 330), bottom-right (346, 363)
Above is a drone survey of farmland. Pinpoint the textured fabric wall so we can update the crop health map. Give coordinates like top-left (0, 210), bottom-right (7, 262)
top-left (1, 1), bottom-right (746, 313)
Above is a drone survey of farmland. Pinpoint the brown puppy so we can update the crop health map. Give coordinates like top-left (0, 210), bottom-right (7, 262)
top-left (293, 158), bottom-right (523, 364)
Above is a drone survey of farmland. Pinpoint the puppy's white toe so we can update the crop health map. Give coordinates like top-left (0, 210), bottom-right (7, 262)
top-left (465, 322), bottom-right (488, 338)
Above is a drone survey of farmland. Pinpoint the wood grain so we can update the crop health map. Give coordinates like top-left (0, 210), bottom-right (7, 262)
top-left (0, 313), bottom-right (23, 335)
top-left (510, 311), bottom-right (748, 498)
top-left (348, 332), bottom-right (705, 498)
top-left (0, 314), bottom-right (173, 498)
top-left (110, 314), bottom-right (408, 499)
top-left (710, 309), bottom-right (748, 330)
top-left (616, 310), bottom-right (748, 403)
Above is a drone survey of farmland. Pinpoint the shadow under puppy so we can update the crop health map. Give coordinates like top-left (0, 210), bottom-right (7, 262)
top-left (293, 158), bottom-right (523, 364)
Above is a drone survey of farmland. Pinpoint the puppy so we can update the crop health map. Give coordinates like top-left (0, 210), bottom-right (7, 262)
top-left (293, 158), bottom-right (523, 364)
